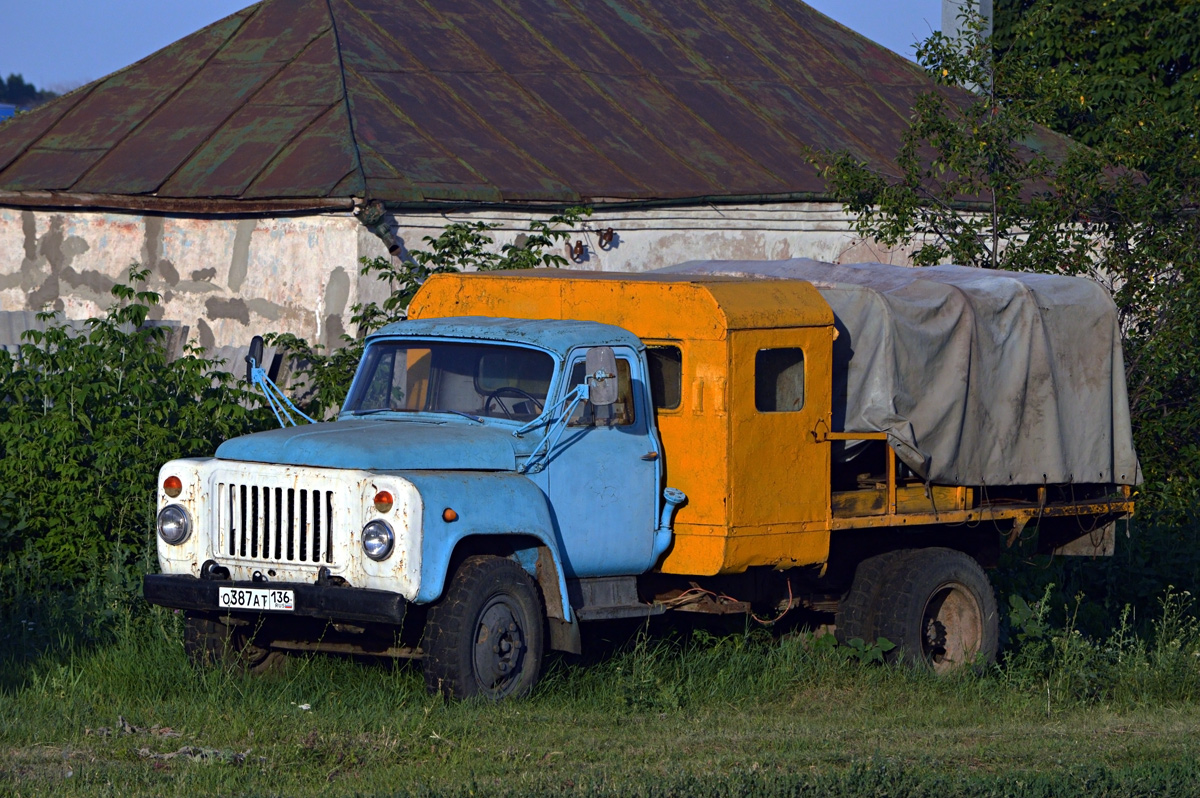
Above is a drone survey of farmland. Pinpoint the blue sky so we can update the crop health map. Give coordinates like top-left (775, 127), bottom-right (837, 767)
top-left (1, 1), bottom-right (943, 91)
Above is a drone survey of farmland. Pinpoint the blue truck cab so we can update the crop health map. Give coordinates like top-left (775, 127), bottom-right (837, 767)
top-left (144, 317), bottom-right (686, 698)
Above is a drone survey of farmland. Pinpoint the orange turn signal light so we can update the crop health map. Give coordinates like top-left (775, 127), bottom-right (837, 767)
top-left (163, 476), bottom-right (183, 498)
top-left (373, 490), bottom-right (394, 513)
top-left (442, 508), bottom-right (458, 523)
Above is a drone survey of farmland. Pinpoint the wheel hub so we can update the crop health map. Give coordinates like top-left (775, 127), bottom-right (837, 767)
top-left (921, 582), bottom-right (983, 673)
top-left (473, 598), bottom-right (526, 694)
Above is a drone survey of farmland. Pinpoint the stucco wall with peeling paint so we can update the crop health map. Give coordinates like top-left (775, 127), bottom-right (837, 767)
top-left (0, 209), bottom-right (384, 353)
top-left (0, 204), bottom-right (913, 353)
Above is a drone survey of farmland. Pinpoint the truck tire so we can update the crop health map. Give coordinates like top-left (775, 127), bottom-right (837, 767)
top-left (835, 550), bottom-right (912, 645)
top-left (875, 548), bottom-right (998, 673)
top-left (183, 612), bottom-right (283, 674)
top-left (422, 555), bottom-right (545, 700)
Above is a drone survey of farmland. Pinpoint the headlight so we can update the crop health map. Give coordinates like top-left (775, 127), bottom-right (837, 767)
top-left (361, 520), bottom-right (395, 561)
top-left (157, 505), bottom-right (191, 545)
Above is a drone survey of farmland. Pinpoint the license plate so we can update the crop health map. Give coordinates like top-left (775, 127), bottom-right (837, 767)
top-left (217, 587), bottom-right (294, 612)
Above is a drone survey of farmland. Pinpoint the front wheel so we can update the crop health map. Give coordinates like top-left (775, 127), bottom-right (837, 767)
top-left (876, 548), bottom-right (998, 673)
top-left (183, 612), bottom-right (284, 674)
top-left (422, 555), bottom-right (545, 700)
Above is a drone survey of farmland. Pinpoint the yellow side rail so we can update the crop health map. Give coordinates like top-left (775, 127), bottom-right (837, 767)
top-left (812, 428), bottom-right (1134, 532)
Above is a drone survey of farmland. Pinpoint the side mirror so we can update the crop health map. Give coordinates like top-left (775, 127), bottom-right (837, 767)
top-left (585, 346), bottom-right (619, 406)
top-left (245, 335), bottom-right (265, 383)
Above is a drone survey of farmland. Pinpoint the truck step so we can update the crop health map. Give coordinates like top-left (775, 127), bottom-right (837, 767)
top-left (568, 576), bottom-right (665, 622)
top-left (574, 603), bottom-right (666, 622)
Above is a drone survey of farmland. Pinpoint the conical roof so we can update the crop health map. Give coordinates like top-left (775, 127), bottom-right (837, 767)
top-left (0, 0), bottom-right (1053, 213)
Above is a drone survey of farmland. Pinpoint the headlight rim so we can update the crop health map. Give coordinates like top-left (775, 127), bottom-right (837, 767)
top-left (361, 519), bottom-right (395, 562)
top-left (157, 504), bottom-right (192, 546)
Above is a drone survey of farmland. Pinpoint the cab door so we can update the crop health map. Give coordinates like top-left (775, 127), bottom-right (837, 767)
top-left (544, 347), bottom-right (660, 577)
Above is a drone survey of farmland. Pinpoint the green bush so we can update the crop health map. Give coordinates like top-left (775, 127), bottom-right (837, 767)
top-left (991, 511), bottom-right (1200, 646)
top-left (0, 267), bottom-right (266, 586)
top-left (999, 584), bottom-right (1200, 707)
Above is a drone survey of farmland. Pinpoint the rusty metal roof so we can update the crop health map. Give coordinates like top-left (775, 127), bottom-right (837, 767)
top-left (0, 0), bottom-right (1050, 213)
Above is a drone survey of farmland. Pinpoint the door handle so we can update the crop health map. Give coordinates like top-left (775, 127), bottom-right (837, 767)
top-left (641, 452), bottom-right (659, 461)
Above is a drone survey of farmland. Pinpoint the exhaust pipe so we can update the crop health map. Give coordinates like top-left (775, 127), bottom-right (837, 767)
top-left (651, 487), bottom-right (687, 564)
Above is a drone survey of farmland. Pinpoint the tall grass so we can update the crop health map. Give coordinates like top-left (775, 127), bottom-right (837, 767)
top-left (5, 556), bottom-right (1200, 714)
top-left (3, 559), bottom-right (1200, 797)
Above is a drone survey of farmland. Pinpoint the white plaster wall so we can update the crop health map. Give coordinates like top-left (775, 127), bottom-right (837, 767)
top-left (362, 203), bottom-right (916, 311)
top-left (0, 208), bottom-right (381, 352)
top-left (379, 203), bottom-right (913, 275)
top-left (0, 203), bottom-right (913, 352)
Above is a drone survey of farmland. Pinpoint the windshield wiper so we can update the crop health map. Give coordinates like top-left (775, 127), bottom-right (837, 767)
top-left (348, 407), bottom-right (461, 423)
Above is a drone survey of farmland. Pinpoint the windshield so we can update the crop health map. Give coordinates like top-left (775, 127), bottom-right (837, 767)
top-left (344, 341), bottom-right (555, 422)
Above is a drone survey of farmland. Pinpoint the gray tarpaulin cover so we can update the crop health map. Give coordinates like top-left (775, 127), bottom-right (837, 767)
top-left (656, 260), bottom-right (1140, 487)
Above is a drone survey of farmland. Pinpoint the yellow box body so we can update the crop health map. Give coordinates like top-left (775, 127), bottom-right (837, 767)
top-left (409, 271), bottom-right (837, 576)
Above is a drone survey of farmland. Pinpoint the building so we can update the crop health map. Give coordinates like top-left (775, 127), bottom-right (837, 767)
top-left (0, 0), bottom-right (1054, 355)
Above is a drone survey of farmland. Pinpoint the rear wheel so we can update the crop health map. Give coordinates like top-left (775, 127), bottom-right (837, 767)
top-left (183, 612), bottom-right (284, 674)
top-left (422, 555), bottom-right (545, 700)
top-left (835, 550), bottom-right (911, 645)
top-left (876, 548), bottom-right (998, 673)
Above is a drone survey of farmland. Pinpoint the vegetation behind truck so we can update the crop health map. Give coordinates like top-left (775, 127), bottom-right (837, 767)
top-left (144, 265), bottom-right (1137, 698)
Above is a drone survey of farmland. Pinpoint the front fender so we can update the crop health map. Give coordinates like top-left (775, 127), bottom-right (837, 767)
top-left (402, 471), bottom-right (572, 621)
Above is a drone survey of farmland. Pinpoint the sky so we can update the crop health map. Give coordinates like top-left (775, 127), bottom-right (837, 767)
top-left (1, 1), bottom-right (944, 92)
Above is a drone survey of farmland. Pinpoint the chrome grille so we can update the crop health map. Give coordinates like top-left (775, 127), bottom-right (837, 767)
top-left (217, 481), bottom-right (337, 565)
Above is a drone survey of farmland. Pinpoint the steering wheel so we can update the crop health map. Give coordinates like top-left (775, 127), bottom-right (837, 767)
top-left (482, 387), bottom-right (544, 419)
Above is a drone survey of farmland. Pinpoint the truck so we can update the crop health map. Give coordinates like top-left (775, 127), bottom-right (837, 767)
top-left (144, 260), bottom-right (1138, 698)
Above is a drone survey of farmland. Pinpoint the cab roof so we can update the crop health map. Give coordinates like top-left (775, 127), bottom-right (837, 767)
top-left (370, 316), bottom-right (643, 356)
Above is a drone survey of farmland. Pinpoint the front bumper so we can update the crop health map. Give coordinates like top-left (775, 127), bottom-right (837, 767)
top-left (143, 574), bottom-right (408, 625)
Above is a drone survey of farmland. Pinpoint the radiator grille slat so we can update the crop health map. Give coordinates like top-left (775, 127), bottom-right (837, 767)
top-left (250, 486), bottom-right (259, 559)
top-left (325, 492), bottom-right (333, 566)
top-left (241, 485), bottom-right (249, 557)
top-left (218, 481), bottom-right (337, 566)
top-left (312, 489), bottom-right (321, 563)
top-left (299, 489), bottom-right (308, 562)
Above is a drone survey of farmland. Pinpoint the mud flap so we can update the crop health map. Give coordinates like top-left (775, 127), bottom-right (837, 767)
top-left (548, 617), bottom-right (582, 655)
top-left (536, 545), bottom-right (581, 654)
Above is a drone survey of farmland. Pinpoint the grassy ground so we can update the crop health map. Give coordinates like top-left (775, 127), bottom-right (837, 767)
top-left (3, 610), bottom-right (1199, 797)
